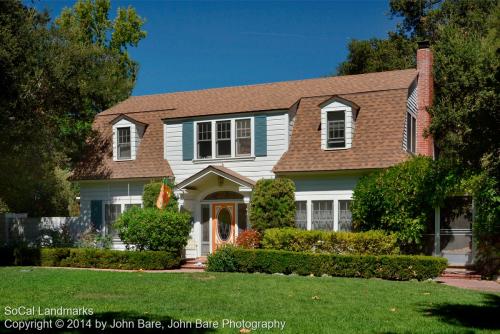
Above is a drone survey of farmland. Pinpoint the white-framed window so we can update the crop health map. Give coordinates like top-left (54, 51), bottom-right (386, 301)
top-left (295, 201), bottom-right (307, 229)
top-left (197, 121), bottom-right (212, 159)
top-left (236, 119), bottom-right (251, 156)
top-left (216, 120), bottom-right (231, 157)
top-left (406, 112), bottom-right (416, 153)
top-left (194, 117), bottom-right (253, 160)
top-left (327, 111), bottom-right (346, 149)
top-left (338, 200), bottom-right (353, 231)
top-left (117, 127), bottom-right (131, 160)
top-left (312, 200), bottom-right (334, 230)
top-left (104, 204), bottom-right (122, 237)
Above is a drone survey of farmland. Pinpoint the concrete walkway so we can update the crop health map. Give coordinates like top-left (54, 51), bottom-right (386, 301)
top-left (437, 278), bottom-right (500, 293)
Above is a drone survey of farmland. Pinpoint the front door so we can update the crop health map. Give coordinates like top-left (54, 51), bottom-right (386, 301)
top-left (211, 203), bottom-right (236, 251)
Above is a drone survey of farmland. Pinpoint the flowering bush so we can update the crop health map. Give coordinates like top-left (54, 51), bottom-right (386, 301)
top-left (236, 230), bottom-right (261, 249)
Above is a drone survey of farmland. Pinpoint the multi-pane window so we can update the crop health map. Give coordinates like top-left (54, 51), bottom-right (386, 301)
top-left (117, 127), bottom-right (131, 159)
top-left (295, 201), bottom-right (307, 229)
top-left (338, 200), bottom-right (353, 231)
top-left (104, 204), bottom-right (121, 237)
top-left (312, 200), bottom-right (334, 230)
top-left (236, 119), bottom-right (251, 156)
top-left (327, 111), bottom-right (346, 148)
top-left (406, 112), bottom-right (417, 153)
top-left (197, 122), bottom-right (212, 159)
top-left (216, 120), bottom-right (231, 157)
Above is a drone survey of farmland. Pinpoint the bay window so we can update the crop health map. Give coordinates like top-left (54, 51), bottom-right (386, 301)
top-left (311, 200), bottom-right (334, 230)
top-left (338, 200), bottom-right (353, 231)
top-left (295, 201), bottom-right (307, 229)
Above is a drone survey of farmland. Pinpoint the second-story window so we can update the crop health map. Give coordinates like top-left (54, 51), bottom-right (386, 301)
top-left (327, 111), bottom-right (345, 149)
top-left (216, 120), bottom-right (231, 157)
top-left (406, 112), bottom-right (416, 153)
top-left (236, 119), bottom-right (251, 156)
top-left (117, 127), bottom-right (131, 160)
top-left (197, 122), bottom-right (212, 159)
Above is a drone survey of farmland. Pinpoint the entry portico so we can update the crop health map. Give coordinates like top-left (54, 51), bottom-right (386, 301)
top-left (175, 165), bottom-right (254, 258)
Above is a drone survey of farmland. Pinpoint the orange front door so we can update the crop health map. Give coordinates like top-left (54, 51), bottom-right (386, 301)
top-left (211, 203), bottom-right (236, 251)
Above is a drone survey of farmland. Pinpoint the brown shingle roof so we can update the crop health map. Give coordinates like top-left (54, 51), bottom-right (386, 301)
top-left (73, 69), bottom-right (417, 180)
top-left (100, 69), bottom-right (417, 119)
top-left (273, 90), bottom-right (411, 173)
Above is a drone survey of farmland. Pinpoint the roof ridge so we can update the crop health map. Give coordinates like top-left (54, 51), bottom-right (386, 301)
top-left (129, 68), bottom-right (417, 99)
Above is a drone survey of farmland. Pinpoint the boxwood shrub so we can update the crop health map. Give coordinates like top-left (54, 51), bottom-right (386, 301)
top-left (262, 228), bottom-right (399, 255)
top-left (1, 247), bottom-right (180, 270)
top-left (207, 247), bottom-right (447, 281)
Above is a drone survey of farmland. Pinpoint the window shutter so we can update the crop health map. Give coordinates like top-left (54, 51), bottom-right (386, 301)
top-left (90, 200), bottom-right (103, 230)
top-left (254, 115), bottom-right (267, 157)
top-left (182, 121), bottom-right (194, 161)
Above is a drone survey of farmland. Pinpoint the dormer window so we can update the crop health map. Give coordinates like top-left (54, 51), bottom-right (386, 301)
top-left (320, 96), bottom-right (359, 151)
top-left (110, 114), bottom-right (147, 161)
top-left (327, 111), bottom-right (346, 148)
top-left (117, 127), bottom-right (131, 160)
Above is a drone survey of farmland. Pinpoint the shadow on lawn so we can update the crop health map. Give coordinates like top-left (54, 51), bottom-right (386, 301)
top-left (421, 293), bottom-right (500, 330)
top-left (0, 312), bottom-right (215, 334)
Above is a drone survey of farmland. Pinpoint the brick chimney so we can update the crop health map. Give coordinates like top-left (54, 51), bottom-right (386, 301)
top-left (416, 41), bottom-right (434, 157)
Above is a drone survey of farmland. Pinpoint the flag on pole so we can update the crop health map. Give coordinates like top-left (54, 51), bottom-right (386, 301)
top-left (156, 178), bottom-right (172, 210)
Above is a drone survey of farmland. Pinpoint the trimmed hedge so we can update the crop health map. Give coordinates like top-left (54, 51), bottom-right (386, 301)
top-left (207, 247), bottom-right (447, 281)
top-left (262, 228), bottom-right (399, 255)
top-left (0, 247), bottom-right (180, 270)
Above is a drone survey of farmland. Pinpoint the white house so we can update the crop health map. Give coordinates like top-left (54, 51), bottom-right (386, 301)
top-left (73, 44), bottom-right (447, 260)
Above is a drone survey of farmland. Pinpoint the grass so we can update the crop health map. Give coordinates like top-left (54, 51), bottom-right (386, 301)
top-left (0, 267), bottom-right (498, 333)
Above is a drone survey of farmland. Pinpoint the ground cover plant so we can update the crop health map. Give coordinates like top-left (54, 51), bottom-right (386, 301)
top-left (0, 267), bottom-right (498, 333)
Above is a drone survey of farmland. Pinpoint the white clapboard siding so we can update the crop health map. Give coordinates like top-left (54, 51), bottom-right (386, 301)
top-left (165, 112), bottom-right (289, 183)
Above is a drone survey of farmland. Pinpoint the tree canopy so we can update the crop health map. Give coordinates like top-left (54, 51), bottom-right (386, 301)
top-left (0, 0), bottom-right (146, 215)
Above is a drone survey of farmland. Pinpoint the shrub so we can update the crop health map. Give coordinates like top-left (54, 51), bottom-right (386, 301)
top-left (351, 156), bottom-right (450, 251)
top-left (206, 245), bottom-right (237, 272)
top-left (114, 207), bottom-right (191, 254)
top-left (236, 230), bottom-right (261, 249)
top-left (249, 178), bottom-right (296, 232)
top-left (262, 228), bottom-right (399, 255)
top-left (206, 248), bottom-right (447, 281)
top-left (1, 247), bottom-right (180, 270)
top-left (57, 248), bottom-right (180, 270)
top-left (143, 180), bottom-right (177, 210)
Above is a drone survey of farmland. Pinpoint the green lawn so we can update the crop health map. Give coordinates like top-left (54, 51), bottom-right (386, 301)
top-left (0, 267), bottom-right (498, 334)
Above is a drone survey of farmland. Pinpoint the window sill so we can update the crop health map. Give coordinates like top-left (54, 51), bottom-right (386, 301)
top-left (114, 158), bottom-right (135, 162)
top-left (323, 147), bottom-right (349, 151)
top-left (192, 156), bottom-right (255, 164)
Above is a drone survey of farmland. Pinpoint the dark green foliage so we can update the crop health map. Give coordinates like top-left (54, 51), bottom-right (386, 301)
top-left (0, 0), bottom-right (146, 215)
top-left (114, 207), bottom-right (192, 254)
top-left (206, 247), bottom-right (447, 281)
top-left (351, 156), bottom-right (454, 251)
top-left (57, 248), bottom-right (180, 270)
top-left (0, 247), bottom-right (180, 270)
top-left (142, 180), bottom-right (177, 210)
top-left (249, 178), bottom-right (296, 232)
top-left (262, 228), bottom-right (399, 255)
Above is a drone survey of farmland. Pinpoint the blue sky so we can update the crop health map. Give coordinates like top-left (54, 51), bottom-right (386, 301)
top-left (32, 1), bottom-right (399, 96)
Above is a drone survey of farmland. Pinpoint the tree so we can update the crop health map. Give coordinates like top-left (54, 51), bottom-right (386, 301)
top-left (249, 178), bottom-right (296, 232)
top-left (0, 0), bottom-right (146, 215)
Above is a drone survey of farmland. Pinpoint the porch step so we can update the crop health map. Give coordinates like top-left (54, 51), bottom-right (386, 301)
top-left (180, 257), bottom-right (207, 271)
top-left (439, 268), bottom-right (481, 280)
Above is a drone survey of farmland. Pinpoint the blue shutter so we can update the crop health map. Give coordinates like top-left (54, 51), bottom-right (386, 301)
top-left (182, 121), bottom-right (194, 161)
top-left (90, 200), bottom-right (103, 230)
top-left (254, 115), bottom-right (267, 157)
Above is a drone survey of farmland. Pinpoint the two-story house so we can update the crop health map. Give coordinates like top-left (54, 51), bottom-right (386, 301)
top-left (73, 44), bottom-right (434, 258)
